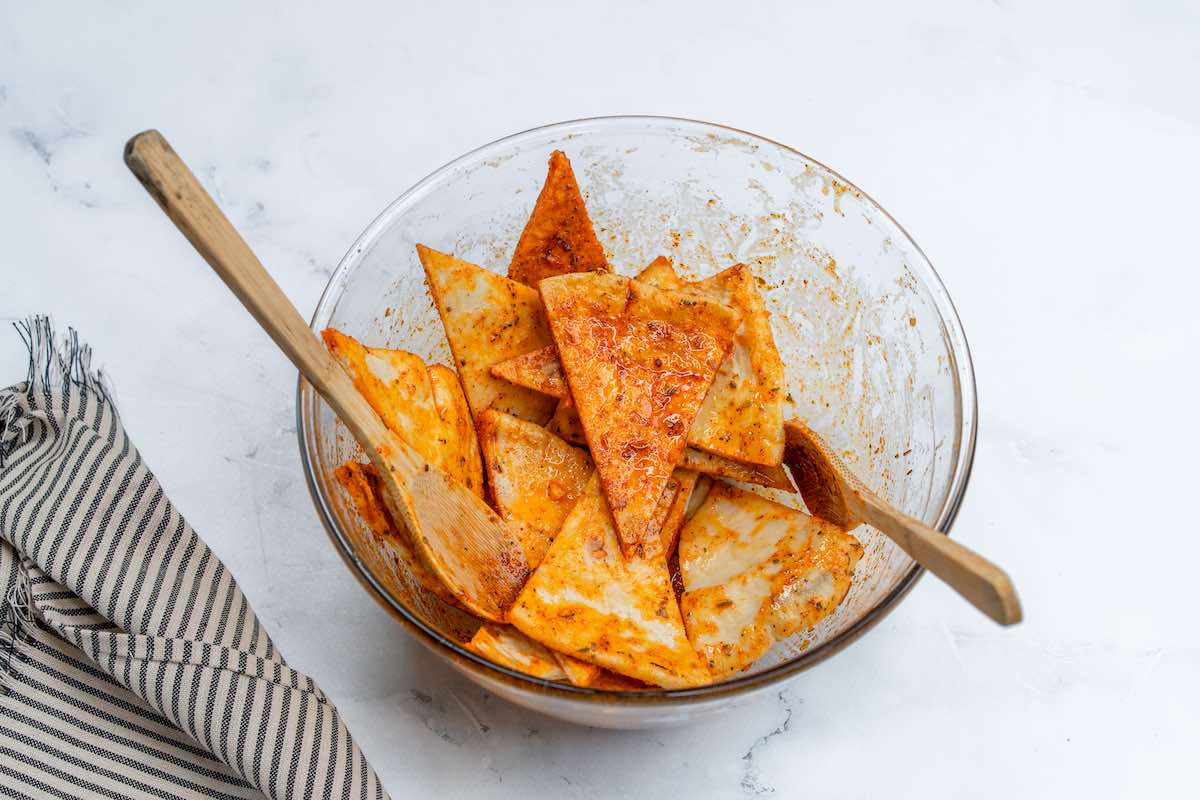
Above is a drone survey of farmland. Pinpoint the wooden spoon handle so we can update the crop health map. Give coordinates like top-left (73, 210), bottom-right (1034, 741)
top-left (853, 492), bottom-right (1023, 625)
top-left (123, 130), bottom-right (396, 464)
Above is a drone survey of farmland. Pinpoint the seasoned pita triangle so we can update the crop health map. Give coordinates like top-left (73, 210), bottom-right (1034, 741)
top-left (489, 345), bottom-right (567, 401)
top-left (639, 260), bottom-right (786, 467)
top-left (322, 329), bottom-right (483, 495)
top-left (496, 352), bottom-right (796, 491)
top-left (540, 272), bottom-right (741, 557)
top-left (417, 244), bottom-right (558, 425)
top-left (678, 481), bottom-right (863, 678)
top-left (508, 151), bottom-right (610, 287)
top-left (477, 409), bottom-right (593, 568)
top-left (635, 255), bottom-right (685, 289)
top-left (467, 623), bottom-right (567, 680)
top-left (508, 476), bottom-right (711, 689)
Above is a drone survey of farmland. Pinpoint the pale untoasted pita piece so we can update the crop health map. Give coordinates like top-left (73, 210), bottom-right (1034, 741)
top-left (489, 345), bottom-right (568, 401)
top-left (467, 623), bottom-right (568, 680)
top-left (477, 409), bottom-right (593, 567)
top-left (333, 461), bottom-right (461, 607)
top-left (509, 476), bottom-right (711, 688)
top-left (640, 261), bottom-right (785, 466)
top-left (508, 151), bottom-right (610, 287)
top-left (417, 244), bottom-right (558, 425)
top-left (679, 482), bottom-right (863, 678)
top-left (322, 329), bottom-right (483, 495)
top-left (540, 272), bottom-right (740, 558)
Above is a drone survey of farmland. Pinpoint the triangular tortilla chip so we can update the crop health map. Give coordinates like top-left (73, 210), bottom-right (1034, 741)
top-left (508, 151), bottom-right (609, 287)
top-left (323, 329), bottom-right (483, 494)
top-left (467, 623), bottom-right (567, 680)
top-left (678, 482), bottom-right (863, 678)
top-left (476, 409), bottom-right (593, 567)
top-left (333, 461), bottom-right (461, 607)
top-left (540, 272), bottom-right (740, 557)
top-left (639, 262), bottom-right (785, 467)
top-left (417, 244), bottom-right (558, 425)
top-left (508, 476), bottom-right (711, 689)
top-left (489, 345), bottom-right (568, 401)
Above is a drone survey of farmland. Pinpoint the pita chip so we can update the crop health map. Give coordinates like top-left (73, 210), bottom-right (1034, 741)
top-left (508, 150), bottom-right (610, 287)
top-left (477, 408), bottom-right (593, 567)
top-left (417, 244), bottom-right (558, 425)
top-left (678, 482), bottom-right (863, 678)
top-left (508, 476), bottom-right (711, 689)
top-left (322, 329), bottom-right (482, 495)
top-left (539, 272), bottom-right (740, 557)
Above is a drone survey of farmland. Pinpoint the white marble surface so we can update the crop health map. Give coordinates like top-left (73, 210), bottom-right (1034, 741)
top-left (3, 1), bottom-right (1197, 796)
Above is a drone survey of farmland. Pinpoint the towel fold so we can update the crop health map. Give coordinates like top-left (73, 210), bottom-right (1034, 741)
top-left (0, 318), bottom-right (388, 800)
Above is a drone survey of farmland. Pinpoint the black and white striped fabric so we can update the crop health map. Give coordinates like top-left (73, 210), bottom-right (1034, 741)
top-left (0, 319), bottom-right (388, 800)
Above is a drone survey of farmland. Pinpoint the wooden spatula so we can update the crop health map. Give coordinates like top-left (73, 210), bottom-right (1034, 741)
top-left (124, 130), bottom-right (529, 622)
top-left (784, 420), bottom-right (1022, 625)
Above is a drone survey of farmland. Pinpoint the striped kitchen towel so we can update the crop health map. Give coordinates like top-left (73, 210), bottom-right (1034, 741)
top-left (0, 318), bottom-right (388, 800)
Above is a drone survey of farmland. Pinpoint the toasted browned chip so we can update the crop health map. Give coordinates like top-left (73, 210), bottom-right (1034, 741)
top-left (476, 409), bottom-right (593, 567)
top-left (678, 481), bottom-right (863, 678)
top-left (333, 461), bottom-right (461, 607)
top-left (467, 623), bottom-right (567, 680)
top-left (508, 476), bottom-right (711, 689)
top-left (539, 272), bottom-right (740, 558)
top-left (417, 244), bottom-right (558, 425)
top-left (489, 345), bottom-right (567, 400)
top-left (508, 151), bottom-right (610, 287)
top-left (639, 262), bottom-right (785, 467)
top-left (322, 329), bottom-right (483, 495)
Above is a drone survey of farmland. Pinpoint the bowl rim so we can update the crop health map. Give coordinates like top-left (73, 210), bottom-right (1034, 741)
top-left (296, 114), bottom-right (978, 703)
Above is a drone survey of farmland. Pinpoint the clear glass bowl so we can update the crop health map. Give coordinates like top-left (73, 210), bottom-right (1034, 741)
top-left (297, 116), bottom-right (976, 728)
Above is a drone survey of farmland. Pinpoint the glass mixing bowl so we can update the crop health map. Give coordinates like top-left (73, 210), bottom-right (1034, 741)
top-left (297, 116), bottom-right (976, 728)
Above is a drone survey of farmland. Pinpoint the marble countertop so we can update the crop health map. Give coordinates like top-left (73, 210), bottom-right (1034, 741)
top-left (3, 2), bottom-right (1196, 796)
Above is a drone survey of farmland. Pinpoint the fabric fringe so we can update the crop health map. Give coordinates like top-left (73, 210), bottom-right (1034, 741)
top-left (1, 315), bottom-right (107, 688)
top-left (0, 567), bottom-right (34, 695)
top-left (16, 315), bottom-right (111, 403)
top-left (1, 316), bottom-right (112, 469)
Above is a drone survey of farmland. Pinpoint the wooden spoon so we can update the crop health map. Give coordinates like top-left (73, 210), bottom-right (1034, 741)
top-left (124, 130), bottom-right (529, 622)
top-left (784, 420), bottom-right (1022, 625)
